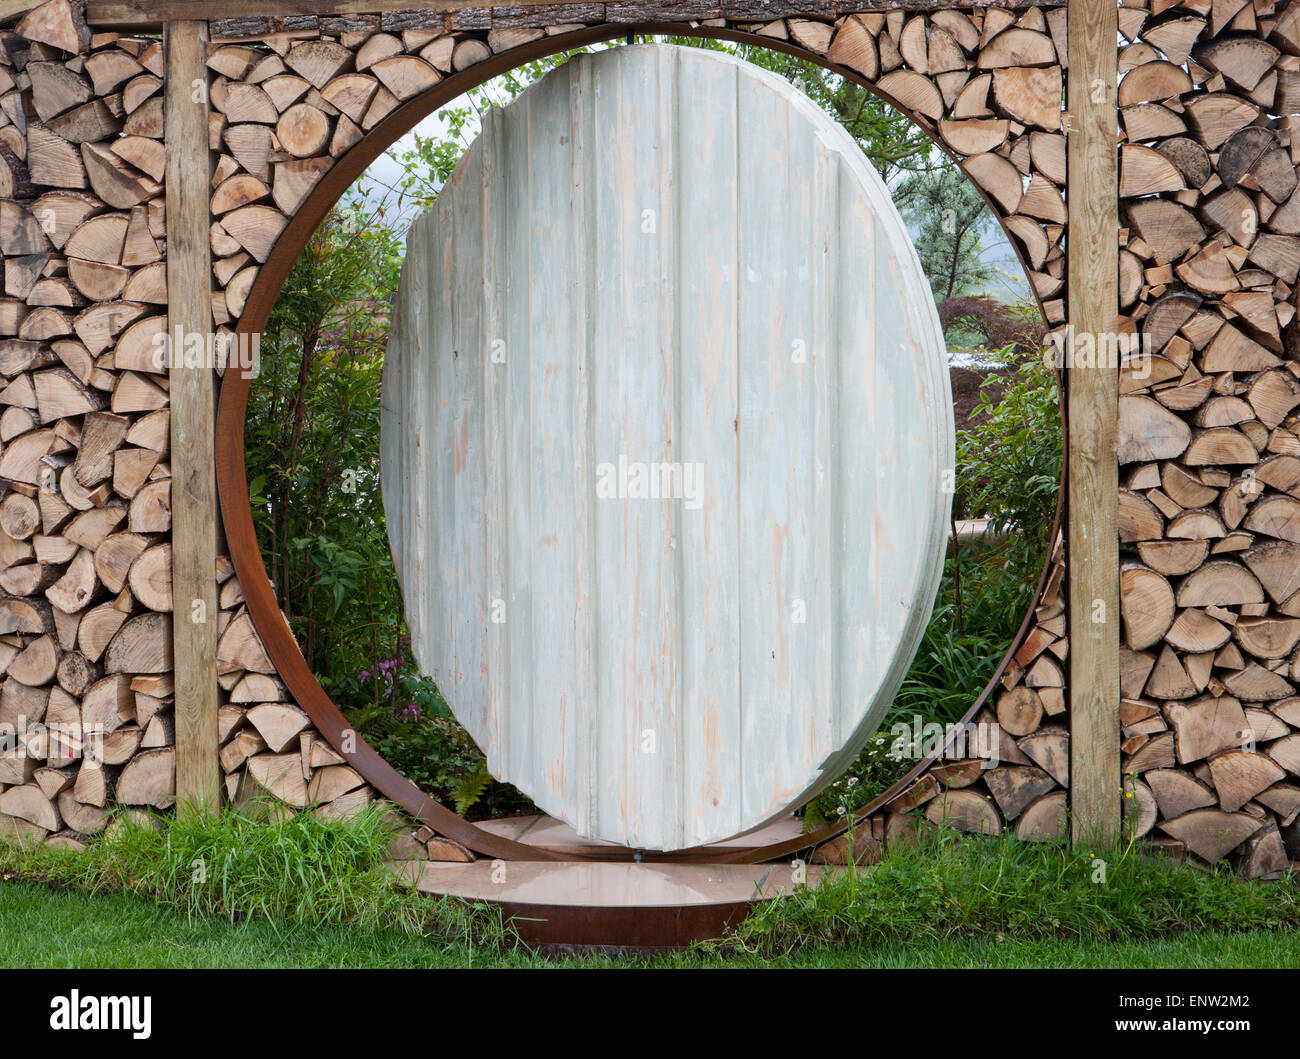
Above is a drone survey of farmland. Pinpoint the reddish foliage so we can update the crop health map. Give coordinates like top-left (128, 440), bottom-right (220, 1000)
top-left (318, 298), bottom-right (391, 360)
top-left (937, 295), bottom-right (1043, 355)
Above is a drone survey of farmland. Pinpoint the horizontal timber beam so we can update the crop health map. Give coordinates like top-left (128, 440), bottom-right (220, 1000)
top-left (0, 0), bottom-right (1063, 31)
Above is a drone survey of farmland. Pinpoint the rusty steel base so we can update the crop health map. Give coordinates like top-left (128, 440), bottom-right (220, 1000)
top-left (393, 860), bottom-right (830, 950)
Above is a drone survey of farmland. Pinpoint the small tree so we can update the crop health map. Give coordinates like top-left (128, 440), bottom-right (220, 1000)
top-left (246, 196), bottom-right (404, 684)
top-left (895, 164), bottom-right (994, 301)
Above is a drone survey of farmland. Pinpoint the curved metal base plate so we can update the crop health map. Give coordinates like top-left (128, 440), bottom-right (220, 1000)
top-left (393, 860), bottom-right (830, 949)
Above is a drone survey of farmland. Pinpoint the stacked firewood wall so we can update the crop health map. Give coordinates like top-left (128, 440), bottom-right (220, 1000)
top-left (5, 0), bottom-right (1292, 876)
top-left (0, 0), bottom-right (389, 848)
top-left (1111, 0), bottom-right (1300, 880)
top-left (0, 1), bottom-right (175, 848)
top-left (0, 0), bottom-right (1076, 864)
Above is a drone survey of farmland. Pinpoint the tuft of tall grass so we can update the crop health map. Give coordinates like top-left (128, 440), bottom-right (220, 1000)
top-left (0, 799), bottom-right (504, 950)
top-left (726, 826), bottom-right (1300, 956)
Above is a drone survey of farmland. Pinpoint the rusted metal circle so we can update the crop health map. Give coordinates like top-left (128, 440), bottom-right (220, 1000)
top-left (215, 23), bottom-right (1063, 863)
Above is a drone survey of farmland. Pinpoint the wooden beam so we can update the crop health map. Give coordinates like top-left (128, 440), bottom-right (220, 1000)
top-left (166, 20), bottom-right (220, 818)
top-left (46, 0), bottom-right (1064, 30)
top-left (92, 0), bottom-right (573, 18)
top-left (1067, 0), bottom-right (1120, 847)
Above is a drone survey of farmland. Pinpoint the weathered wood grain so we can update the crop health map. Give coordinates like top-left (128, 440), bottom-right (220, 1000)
top-left (1067, 0), bottom-right (1119, 847)
top-left (166, 20), bottom-right (220, 817)
top-left (382, 45), bottom-right (952, 849)
top-left (66, 0), bottom-right (1066, 30)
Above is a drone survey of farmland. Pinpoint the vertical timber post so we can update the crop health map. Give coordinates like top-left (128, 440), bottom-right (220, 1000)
top-left (1067, 0), bottom-right (1121, 846)
top-left (166, 20), bottom-right (219, 817)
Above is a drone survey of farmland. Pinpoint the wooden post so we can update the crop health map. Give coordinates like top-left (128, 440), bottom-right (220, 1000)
top-left (1067, 0), bottom-right (1120, 847)
top-left (166, 20), bottom-right (219, 816)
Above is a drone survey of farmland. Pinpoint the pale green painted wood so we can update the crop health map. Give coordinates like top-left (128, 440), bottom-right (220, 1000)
top-left (382, 44), bottom-right (953, 850)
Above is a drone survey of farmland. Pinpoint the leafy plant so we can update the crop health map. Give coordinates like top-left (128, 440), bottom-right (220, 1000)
top-left (956, 347), bottom-right (1061, 538)
top-left (452, 763), bottom-right (493, 817)
top-left (247, 197), bottom-right (404, 692)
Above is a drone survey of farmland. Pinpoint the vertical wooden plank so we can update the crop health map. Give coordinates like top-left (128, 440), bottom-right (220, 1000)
top-left (568, 61), bottom-right (598, 838)
top-left (428, 194), bottom-right (456, 749)
top-left (737, 70), bottom-right (821, 821)
top-left (1067, 0), bottom-right (1121, 846)
top-left (588, 46), bottom-right (680, 847)
top-left (518, 71), bottom-right (585, 823)
top-left (480, 106), bottom-right (511, 793)
top-left (832, 164), bottom-right (877, 764)
top-left (166, 20), bottom-right (218, 816)
top-left (498, 92), bottom-right (535, 799)
top-left (806, 134), bottom-right (835, 786)
top-left (676, 53), bottom-right (742, 844)
top-left (448, 132), bottom-right (488, 789)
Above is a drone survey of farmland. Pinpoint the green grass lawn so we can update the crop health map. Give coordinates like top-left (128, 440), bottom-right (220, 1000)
top-left (2, 802), bottom-right (1298, 970)
top-left (2, 879), bottom-right (1299, 969)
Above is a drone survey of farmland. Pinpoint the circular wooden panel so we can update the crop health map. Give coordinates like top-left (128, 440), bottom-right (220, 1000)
top-left (381, 44), bottom-right (953, 850)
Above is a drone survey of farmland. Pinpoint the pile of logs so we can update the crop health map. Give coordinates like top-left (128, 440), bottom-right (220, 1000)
top-left (214, 598), bottom-right (372, 818)
top-left (202, 10), bottom-right (551, 326)
top-left (0, 0), bottom-right (407, 849)
top-left (1113, 0), bottom-right (1300, 878)
top-left (0, 3), bottom-right (175, 847)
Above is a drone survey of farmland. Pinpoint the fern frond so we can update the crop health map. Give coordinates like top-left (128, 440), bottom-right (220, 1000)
top-left (452, 763), bottom-right (492, 816)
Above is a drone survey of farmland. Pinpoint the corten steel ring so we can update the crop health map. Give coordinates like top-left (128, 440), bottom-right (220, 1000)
top-left (215, 22), bottom-right (1066, 862)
